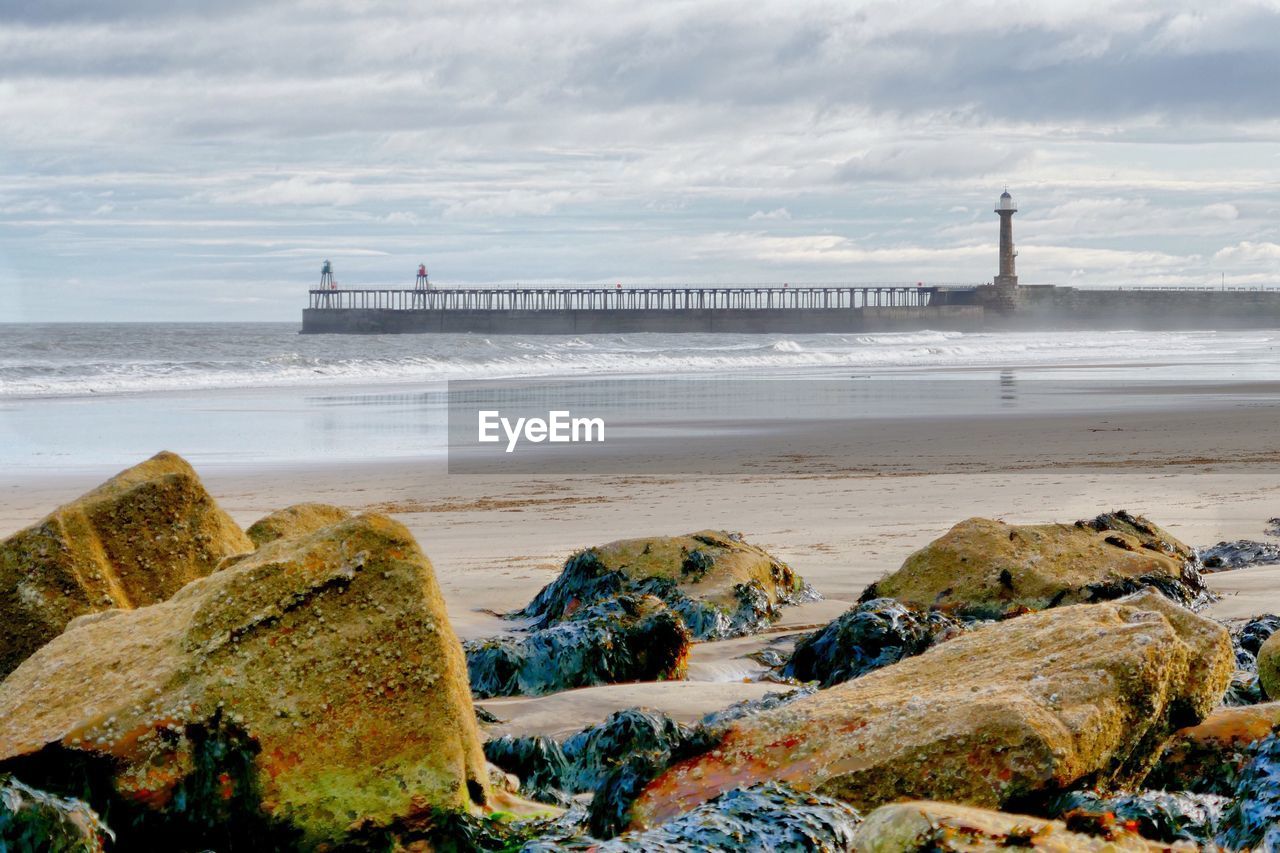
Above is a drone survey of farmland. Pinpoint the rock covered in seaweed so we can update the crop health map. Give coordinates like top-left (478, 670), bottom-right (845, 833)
top-left (1146, 702), bottom-right (1280, 795)
top-left (1047, 790), bottom-right (1226, 846)
top-left (0, 513), bottom-right (491, 849)
top-left (467, 595), bottom-right (690, 698)
top-left (624, 591), bottom-right (1233, 832)
top-left (0, 451), bottom-right (253, 679)
top-left (243, 502), bottom-right (351, 547)
top-left (524, 783), bottom-right (862, 852)
top-left (780, 597), bottom-right (961, 687)
top-left (862, 511), bottom-right (1208, 620)
top-left (851, 800), bottom-right (1184, 852)
top-left (516, 530), bottom-right (815, 640)
top-left (485, 708), bottom-right (695, 806)
top-left (0, 775), bottom-right (114, 853)
top-left (1255, 629), bottom-right (1280, 700)
top-left (1199, 539), bottom-right (1280, 571)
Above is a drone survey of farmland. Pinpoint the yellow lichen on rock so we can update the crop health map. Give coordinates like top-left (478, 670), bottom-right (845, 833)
top-left (627, 591), bottom-right (1232, 830)
top-left (865, 513), bottom-right (1195, 619)
top-left (244, 502), bottom-right (351, 548)
top-left (0, 513), bottom-right (490, 846)
top-left (579, 529), bottom-right (804, 614)
top-left (0, 451), bottom-right (253, 678)
top-left (851, 801), bottom-right (1191, 852)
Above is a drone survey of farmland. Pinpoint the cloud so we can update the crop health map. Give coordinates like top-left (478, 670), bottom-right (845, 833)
top-left (5, 0), bottom-right (1280, 319)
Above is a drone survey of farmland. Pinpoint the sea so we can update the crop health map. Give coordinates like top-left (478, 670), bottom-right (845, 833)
top-left (3, 323), bottom-right (1279, 472)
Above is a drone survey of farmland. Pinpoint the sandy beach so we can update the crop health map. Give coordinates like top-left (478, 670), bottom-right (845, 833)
top-left (5, 393), bottom-right (1279, 737)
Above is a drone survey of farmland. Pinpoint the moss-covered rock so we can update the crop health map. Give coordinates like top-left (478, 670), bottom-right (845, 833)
top-left (1256, 630), bottom-right (1280, 701)
top-left (244, 502), bottom-right (351, 548)
top-left (466, 595), bottom-right (690, 698)
top-left (862, 511), bottom-right (1206, 620)
top-left (0, 513), bottom-right (490, 849)
top-left (0, 775), bottom-right (113, 852)
top-left (0, 451), bottom-right (253, 679)
top-left (517, 530), bottom-right (815, 640)
top-left (624, 591), bottom-right (1232, 832)
top-left (851, 800), bottom-right (1182, 852)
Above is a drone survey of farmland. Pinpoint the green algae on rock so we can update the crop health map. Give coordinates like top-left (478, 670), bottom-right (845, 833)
top-left (624, 591), bottom-right (1232, 833)
top-left (862, 511), bottom-right (1208, 620)
top-left (0, 451), bottom-right (253, 679)
top-left (0, 513), bottom-right (490, 849)
top-left (243, 502), bottom-right (352, 548)
top-left (516, 530), bottom-right (816, 640)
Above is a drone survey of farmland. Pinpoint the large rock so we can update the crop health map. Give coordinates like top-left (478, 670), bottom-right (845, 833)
top-left (862, 511), bottom-right (1205, 620)
top-left (851, 801), bottom-right (1184, 852)
top-left (625, 592), bottom-right (1232, 831)
top-left (0, 513), bottom-right (490, 849)
top-left (1256, 630), bottom-right (1280, 700)
top-left (517, 530), bottom-right (815, 640)
top-left (244, 502), bottom-right (351, 547)
top-left (466, 595), bottom-right (690, 698)
top-left (1146, 702), bottom-right (1280, 794)
top-left (0, 451), bottom-right (252, 678)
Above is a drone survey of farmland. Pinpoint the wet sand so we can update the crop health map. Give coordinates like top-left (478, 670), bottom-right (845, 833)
top-left (3, 397), bottom-right (1280, 738)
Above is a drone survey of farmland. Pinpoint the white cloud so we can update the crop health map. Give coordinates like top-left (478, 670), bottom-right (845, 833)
top-left (749, 207), bottom-right (791, 221)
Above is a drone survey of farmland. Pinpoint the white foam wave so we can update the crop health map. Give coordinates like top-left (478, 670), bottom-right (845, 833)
top-left (3, 327), bottom-right (1278, 398)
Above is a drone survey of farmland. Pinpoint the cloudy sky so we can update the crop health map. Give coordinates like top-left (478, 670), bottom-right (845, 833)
top-left (3, 0), bottom-right (1280, 321)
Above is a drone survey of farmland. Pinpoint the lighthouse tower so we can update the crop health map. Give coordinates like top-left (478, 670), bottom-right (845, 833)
top-left (994, 190), bottom-right (1018, 289)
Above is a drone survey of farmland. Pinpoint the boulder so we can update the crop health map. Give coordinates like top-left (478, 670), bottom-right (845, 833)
top-left (517, 530), bottom-right (815, 640)
top-left (0, 513), bottom-right (491, 849)
top-left (1146, 702), bottom-right (1280, 794)
top-left (625, 592), bottom-right (1232, 831)
top-left (1257, 631), bottom-right (1280, 700)
top-left (0, 451), bottom-right (253, 678)
top-left (244, 502), bottom-right (351, 547)
top-left (466, 595), bottom-right (690, 698)
top-left (851, 801), bottom-right (1184, 852)
top-left (0, 775), bottom-right (114, 852)
top-left (780, 598), bottom-right (961, 688)
top-left (862, 511), bottom-right (1206, 620)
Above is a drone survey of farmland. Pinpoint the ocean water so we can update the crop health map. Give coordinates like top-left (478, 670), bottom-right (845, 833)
top-left (2, 323), bottom-right (1279, 471)
top-left (3, 323), bottom-right (1280, 398)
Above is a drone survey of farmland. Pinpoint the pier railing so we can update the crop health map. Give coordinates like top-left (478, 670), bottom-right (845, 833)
top-left (308, 286), bottom-right (940, 311)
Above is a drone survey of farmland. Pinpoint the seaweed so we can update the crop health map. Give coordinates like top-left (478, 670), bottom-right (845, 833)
top-left (466, 595), bottom-right (690, 698)
top-left (1049, 789), bottom-right (1227, 845)
top-left (781, 598), bottom-right (960, 687)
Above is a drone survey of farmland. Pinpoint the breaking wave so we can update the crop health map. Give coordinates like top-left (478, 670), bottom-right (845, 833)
top-left (2, 323), bottom-right (1277, 398)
